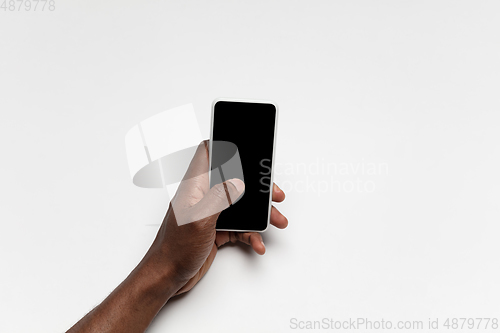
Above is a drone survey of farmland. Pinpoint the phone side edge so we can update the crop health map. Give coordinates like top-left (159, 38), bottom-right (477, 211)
top-left (260, 101), bottom-right (278, 233)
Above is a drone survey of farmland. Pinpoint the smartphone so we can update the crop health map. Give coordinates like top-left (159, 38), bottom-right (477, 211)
top-left (209, 98), bottom-right (278, 232)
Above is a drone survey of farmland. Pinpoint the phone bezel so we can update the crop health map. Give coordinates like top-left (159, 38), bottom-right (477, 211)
top-left (209, 98), bottom-right (278, 233)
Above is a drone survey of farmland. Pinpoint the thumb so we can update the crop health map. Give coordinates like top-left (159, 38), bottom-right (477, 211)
top-left (190, 178), bottom-right (245, 223)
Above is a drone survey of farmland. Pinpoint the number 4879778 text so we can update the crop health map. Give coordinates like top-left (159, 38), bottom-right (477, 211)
top-left (1, 0), bottom-right (55, 11)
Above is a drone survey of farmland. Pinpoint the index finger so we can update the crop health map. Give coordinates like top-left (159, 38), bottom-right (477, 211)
top-left (272, 183), bottom-right (285, 202)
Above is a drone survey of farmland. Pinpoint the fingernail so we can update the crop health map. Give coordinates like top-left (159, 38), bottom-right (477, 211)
top-left (261, 240), bottom-right (265, 249)
top-left (228, 178), bottom-right (245, 193)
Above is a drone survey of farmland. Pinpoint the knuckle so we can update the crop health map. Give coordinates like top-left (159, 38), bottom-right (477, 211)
top-left (212, 183), bottom-right (228, 202)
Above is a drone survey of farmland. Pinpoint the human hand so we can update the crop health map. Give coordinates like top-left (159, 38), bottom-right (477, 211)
top-left (141, 140), bottom-right (288, 295)
top-left (66, 140), bottom-right (287, 333)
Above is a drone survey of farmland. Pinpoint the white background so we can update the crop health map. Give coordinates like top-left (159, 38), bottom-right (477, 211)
top-left (1, 1), bottom-right (500, 332)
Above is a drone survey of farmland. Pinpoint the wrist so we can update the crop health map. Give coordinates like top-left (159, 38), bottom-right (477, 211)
top-left (139, 261), bottom-right (181, 302)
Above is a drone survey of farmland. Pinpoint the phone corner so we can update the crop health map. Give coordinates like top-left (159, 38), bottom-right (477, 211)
top-left (211, 98), bottom-right (225, 109)
top-left (259, 221), bottom-right (271, 233)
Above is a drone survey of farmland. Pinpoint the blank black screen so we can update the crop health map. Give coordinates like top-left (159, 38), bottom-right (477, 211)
top-left (211, 101), bottom-right (276, 231)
